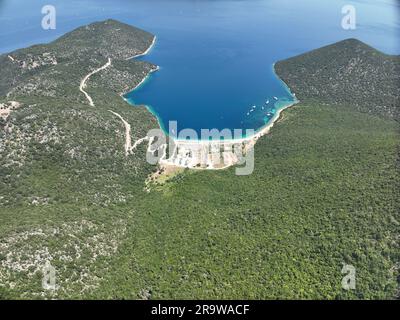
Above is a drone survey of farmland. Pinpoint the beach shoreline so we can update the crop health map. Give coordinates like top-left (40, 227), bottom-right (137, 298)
top-left (126, 35), bottom-right (157, 60)
top-left (171, 100), bottom-right (298, 145)
top-left (120, 36), bottom-right (159, 97)
top-left (125, 55), bottom-right (298, 145)
top-left (155, 100), bottom-right (299, 171)
top-left (120, 40), bottom-right (299, 171)
top-left (131, 65), bottom-right (160, 93)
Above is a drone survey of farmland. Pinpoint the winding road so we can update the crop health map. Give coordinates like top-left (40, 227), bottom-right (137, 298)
top-left (79, 58), bottom-right (112, 107)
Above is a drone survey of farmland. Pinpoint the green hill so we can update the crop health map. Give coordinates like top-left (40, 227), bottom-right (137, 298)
top-left (275, 38), bottom-right (400, 119)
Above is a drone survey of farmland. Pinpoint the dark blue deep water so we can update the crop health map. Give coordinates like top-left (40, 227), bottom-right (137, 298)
top-left (0, 0), bottom-right (399, 137)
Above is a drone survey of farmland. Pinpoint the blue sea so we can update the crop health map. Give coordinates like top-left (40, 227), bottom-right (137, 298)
top-left (0, 0), bottom-right (399, 137)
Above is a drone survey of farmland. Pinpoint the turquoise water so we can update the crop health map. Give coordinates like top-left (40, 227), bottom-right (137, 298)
top-left (0, 0), bottom-right (399, 137)
top-left (126, 54), bottom-right (298, 138)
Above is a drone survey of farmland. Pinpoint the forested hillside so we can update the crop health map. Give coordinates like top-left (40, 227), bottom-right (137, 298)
top-left (275, 38), bottom-right (400, 119)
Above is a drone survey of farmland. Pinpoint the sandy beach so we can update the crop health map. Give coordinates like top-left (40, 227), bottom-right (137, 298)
top-left (156, 100), bottom-right (298, 171)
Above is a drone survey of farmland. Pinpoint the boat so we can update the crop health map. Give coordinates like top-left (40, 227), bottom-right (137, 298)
top-left (273, 96), bottom-right (278, 100)
top-left (266, 100), bottom-right (269, 104)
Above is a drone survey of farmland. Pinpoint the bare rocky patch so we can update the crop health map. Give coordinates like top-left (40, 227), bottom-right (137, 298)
top-left (0, 219), bottom-right (127, 298)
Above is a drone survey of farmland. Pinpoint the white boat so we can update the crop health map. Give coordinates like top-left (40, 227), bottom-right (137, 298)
top-left (266, 100), bottom-right (269, 104)
top-left (261, 106), bottom-right (264, 110)
top-left (273, 96), bottom-right (278, 100)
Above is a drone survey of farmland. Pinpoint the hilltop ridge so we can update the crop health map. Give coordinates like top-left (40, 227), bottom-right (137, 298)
top-left (0, 19), bottom-right (157, 101)
top-left (275, 38), bottom-right (400, 119)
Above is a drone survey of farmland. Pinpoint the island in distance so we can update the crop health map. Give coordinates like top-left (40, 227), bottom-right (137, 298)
top-left (0, 20), bottom-right (398, 299)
